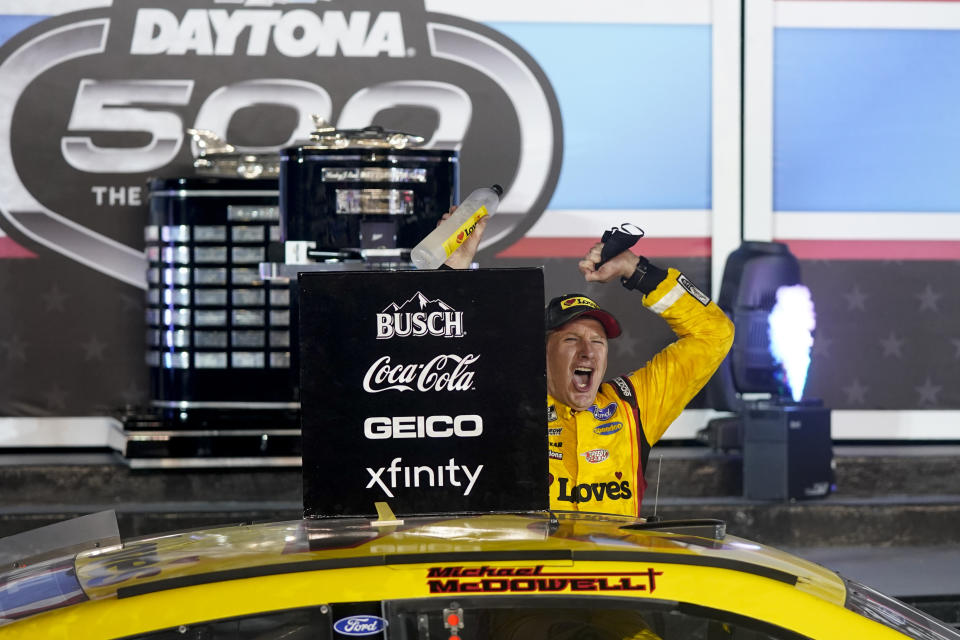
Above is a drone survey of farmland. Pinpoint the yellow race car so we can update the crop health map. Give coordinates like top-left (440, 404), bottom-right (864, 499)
top-left (0, 508), bottom-right (956, 640)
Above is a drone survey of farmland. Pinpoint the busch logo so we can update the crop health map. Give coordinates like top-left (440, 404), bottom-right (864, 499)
top-left (376, 292), bottom-right (464, 339)
top-left (362, 354), bottom-right (479, 393)
top-left (131, 8), bottom-right (407, 58)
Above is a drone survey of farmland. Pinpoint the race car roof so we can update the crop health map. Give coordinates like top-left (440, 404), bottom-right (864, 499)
top-left (57, 511), bottom-right (846, 605)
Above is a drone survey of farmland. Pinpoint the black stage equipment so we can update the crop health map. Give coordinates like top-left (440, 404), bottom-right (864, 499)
top-left (699, 242), bottom-right (833, 500)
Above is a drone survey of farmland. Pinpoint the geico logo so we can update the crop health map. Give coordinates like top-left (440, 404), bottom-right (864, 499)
top-left (130, 9), bottom-right (407, 58)
top-left (555, 477), bottom-right (632, 503)
top-left (376, 311), bottom-right (464, 339)
top-left (364, 415), bottom-right (483, 439)
top-left (362, 354), bottom-right (479, 393)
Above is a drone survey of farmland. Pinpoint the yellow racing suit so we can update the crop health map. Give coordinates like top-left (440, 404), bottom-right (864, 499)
top-left (547, 268), bottom-right (734, 516)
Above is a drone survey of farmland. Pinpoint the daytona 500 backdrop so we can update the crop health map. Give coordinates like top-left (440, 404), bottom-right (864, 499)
top-left (0, 1), bottom-right (958, 426)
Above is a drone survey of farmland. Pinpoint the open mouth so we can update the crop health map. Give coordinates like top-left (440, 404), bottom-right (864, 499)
top-left (572, 367), bottom-right (593, 392)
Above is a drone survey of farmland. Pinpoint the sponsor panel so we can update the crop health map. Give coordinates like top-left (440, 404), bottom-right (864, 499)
top-left (299, 269), bottom-right (546, 516)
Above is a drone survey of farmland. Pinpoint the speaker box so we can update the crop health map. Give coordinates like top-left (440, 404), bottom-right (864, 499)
top-left (743, 402), bottom-right (833, 501)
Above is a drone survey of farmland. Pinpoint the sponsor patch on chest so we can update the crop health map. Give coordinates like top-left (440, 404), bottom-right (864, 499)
top-left (581, 448), bottom-right (609, 464)
top-left (593, 421), bottom-right (623, 436)
top-left (589, 402), bottom-right (617, 421)
top-left (556, 477), bottom-right (632, 503)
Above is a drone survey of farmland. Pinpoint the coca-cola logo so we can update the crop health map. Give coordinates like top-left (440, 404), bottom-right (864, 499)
top-left (0, 0), bottom-right (562, 287)
top-left (362, 353), bottom-right (478, 393)
top-left (376, 291), bottom-right (464, 339)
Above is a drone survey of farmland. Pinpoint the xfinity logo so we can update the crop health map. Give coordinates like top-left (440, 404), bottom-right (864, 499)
top-left (131, 8), bottom-right (408, 57)
top-left (364, 414), bottom-right (482, 439)
top-left (362, 354), bottom-right (478, 393)
top-left (376, 292), bottom-right (464, 339)
top-left (366, 457), bottom-right (483, 497)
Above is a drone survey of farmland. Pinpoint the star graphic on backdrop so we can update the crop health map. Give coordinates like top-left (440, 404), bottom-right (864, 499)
top-left (915, 377), bottom-right (942, 406)
top-left (614, 332), bottom-right (639, 358)
top-left (119, 293), bottom-right (143, 314)
top-left (843, 284), bottom-right (868, 311)
top-left (119, 380), bottom-right (146, 407)
top-left (842, 378), bottom-right (868, 405)
top-left (880, 332), bottom-right (904, 358)
top-left (952, 338), bottom-right (960, 360)
top-left (1, 334), bottom-right (28, 361)
top-left (916, 285), bottom-right (942, 313)
top-left (41, 284), bottom-right (68, 312)
top-left (812, 332), bottom-right (832, 358)
top-left (43, 384), bottom-right (68, 410)
top-left (81, 335), bottom-right (108, 361)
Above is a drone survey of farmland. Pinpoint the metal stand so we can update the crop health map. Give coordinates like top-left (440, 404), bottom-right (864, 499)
top-left (743, 400), bottom-right (833, 501)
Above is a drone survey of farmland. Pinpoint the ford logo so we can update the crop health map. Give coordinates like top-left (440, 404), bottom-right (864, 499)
top-left (334, 615), bottom-right (388, 636)
top-left (590, 402), bottom-right (617, 421)
top-left (593, 421), bottom-right (623, 436)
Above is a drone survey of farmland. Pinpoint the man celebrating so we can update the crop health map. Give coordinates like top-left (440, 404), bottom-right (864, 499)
top-left (441, 212), bottom-right (733, 516)
top-left (544, 244), bottom-right (733, 515)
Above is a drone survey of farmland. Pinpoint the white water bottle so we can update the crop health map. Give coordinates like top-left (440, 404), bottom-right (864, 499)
top-left (411, 184), bottom-right (503, 269)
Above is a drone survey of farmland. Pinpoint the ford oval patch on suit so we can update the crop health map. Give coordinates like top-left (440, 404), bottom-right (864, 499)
top-left (590, 402), bottom-right (618, 421)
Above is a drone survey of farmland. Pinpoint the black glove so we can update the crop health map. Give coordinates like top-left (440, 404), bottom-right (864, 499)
top-left (596, 223), bottom-right (644, 269)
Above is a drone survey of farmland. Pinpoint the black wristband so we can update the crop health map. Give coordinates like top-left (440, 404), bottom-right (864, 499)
top-left (621, 257), bottom-right (650, 291)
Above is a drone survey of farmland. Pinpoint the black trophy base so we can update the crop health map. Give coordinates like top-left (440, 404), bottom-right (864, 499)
top-left (116, 407), bottom-right (301, 469)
